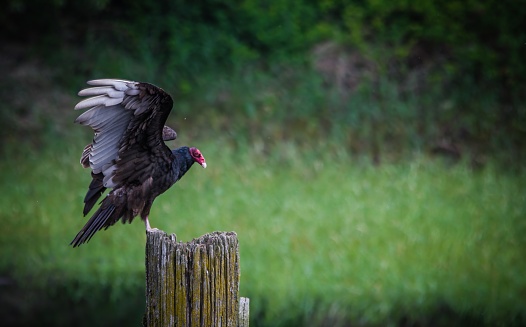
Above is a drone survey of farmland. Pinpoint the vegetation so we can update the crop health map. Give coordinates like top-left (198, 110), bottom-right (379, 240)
top-left (1, 135), bottom-right (525, 326)
top-left (1, 0), bottom-right (525, 167)
top-left (1, 0), bottom-right (525, 325)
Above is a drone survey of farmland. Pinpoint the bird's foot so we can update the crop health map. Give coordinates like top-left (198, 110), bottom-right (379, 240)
top-left (145, 217), bottom-right (160, 233)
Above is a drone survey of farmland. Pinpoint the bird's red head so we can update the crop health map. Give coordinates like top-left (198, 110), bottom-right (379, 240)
top-left (189, 147), bottom-right (207, 168)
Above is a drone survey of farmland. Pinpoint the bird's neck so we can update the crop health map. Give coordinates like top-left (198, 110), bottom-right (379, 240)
top-left (172, 147), bottom-right (195, 180)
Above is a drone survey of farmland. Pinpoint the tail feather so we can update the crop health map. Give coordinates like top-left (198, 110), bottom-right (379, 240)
top-left (71, 198), bottom-right (117, 247)
top-left (83, 172), bottom-right (106, 216)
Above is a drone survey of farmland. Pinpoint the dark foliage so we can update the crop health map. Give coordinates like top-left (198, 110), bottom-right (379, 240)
top-left (1, 0), bottom-right (524, 167)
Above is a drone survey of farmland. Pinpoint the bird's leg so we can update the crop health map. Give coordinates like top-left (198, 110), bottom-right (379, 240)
top-left (145, 216), bottom-right (159, 232)
top-left (145, 216), bottom-right (152, 231)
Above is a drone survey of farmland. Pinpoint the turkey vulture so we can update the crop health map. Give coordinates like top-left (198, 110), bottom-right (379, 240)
top-left (71, 79), bottom-right (206, 247)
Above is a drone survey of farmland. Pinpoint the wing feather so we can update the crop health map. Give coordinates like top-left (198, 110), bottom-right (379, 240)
top-left (125, 88), bottom-right (141, 96)
top-left (74, 95), bottom-right (113, 110)
top-left (87, 79), bottom-right (131, 90)
top-left (78, 86), bottom-right (125, 98)
top-left (80, 144), bottom-right (92, 168)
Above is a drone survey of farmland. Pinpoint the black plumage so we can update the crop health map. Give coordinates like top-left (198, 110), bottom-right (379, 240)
top-left (71, 79), bottom-right (206, 247)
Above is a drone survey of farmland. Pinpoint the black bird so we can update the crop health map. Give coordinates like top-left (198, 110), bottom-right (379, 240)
top-left (71, 79), bottom-right (206, 247)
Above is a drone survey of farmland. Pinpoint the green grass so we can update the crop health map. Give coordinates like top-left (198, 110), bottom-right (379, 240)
top-left (1, 135), bottom-right (525, 326)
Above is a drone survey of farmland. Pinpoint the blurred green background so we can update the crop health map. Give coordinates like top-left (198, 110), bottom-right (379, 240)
top-left (1, 0), bottom-right (525, 326)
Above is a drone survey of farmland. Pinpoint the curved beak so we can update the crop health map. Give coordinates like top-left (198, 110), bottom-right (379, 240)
top-left (201, 162), bottom-right (207, 169)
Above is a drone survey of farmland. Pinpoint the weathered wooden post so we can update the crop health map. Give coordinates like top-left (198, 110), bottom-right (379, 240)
top-left (144, 229), bottom-right (249, 327)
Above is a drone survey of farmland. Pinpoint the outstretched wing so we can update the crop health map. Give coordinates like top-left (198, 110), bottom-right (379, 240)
top-left (74, 79), bottom-right (175, 190)
top-left (80, 125), bottom-right (177, 168)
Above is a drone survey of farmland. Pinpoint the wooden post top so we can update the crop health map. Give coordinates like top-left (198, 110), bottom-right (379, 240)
top-left (144, 229), bottom-right (248, 327)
